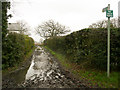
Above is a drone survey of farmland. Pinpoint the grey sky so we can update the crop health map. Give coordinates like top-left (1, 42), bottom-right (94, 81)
top-left (118, 1), bottom-right (120, 16)
top-left (8, 0), bottom-right (120, 42)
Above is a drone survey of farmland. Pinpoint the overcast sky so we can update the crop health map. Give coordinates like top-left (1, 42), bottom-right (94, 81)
top-left (8, 0), bottom-right (120, 42)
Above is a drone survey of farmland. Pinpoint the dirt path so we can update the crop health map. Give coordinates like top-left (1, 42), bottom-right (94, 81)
top-left (2, 46), bottom-right (88, 88)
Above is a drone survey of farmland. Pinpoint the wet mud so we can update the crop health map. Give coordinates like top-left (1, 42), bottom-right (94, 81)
top-left (2, 46), bottom-right (88, 88)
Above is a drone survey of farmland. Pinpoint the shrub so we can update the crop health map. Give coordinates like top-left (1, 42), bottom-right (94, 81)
top-left (2, 33), bottom-right (34, 69)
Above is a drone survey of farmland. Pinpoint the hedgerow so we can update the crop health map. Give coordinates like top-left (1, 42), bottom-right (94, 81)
top-left (44, 28), bottom-right (120, 71)
top-left (2, 33), bottom-right (34, 69)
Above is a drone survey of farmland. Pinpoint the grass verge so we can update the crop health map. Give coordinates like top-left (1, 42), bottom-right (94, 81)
top-left (2, 46), bottom-right (36, 76)
top-left (44, 46), bottom-right (119, 88)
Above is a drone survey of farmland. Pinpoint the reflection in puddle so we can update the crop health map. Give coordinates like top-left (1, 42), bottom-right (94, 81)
top-left (22, 46), bottom-right (85, 88)
top-left (3, 46), bottom-right (86, 88)
top-left (25, 46), bottom-right (50, 81)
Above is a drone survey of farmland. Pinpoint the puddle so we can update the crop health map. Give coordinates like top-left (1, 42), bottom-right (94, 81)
top-left (25, 46), bottom-right (50, 81)
top-left (3, 46), bottom-right (87, 88)
top-left (4, 67), bottom-right (29, 84)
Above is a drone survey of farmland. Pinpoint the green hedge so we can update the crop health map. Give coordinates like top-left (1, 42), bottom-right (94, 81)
top-left (2, 33), bottom-right (34, 69)
top-left (44, 28), bottom-right (120, 71)
top-left (44, 36), bottom-right (66, 54)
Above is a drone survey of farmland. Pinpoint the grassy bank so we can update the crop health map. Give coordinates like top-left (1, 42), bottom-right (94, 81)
top-left (2, 46), bottom-right (36, 76)
top-left (44, 46), bottom-right (119, 88)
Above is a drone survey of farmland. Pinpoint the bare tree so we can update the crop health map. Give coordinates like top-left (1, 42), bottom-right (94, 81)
top-left (39, 38), bottom-right (44, 44)
top-left (89, 18), bottom-right (118, 28)
top-left (35, 20), bottom-right (70, 39)
top-left (110, 18), bottom-right (118, 28)
top-left (17, 20), bottom-right (31, 35)
top-left (89, 20), bottom-right (107, 28)
top-left (119, 16), bottom-right (120, 28)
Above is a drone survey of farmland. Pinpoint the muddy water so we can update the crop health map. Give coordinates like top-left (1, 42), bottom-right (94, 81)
top-left (2, 67), bottom-right (29, 88)
top-left (2, 46), bottom-right (87, 88)
top-left (21, 46), bottom-right (86, 88)
top-left (25, 47), bottom-right (49, 81)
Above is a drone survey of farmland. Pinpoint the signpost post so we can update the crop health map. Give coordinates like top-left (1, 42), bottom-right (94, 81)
top-left (107, 16), bottom-right (110, 77)
top-left (102, 4), bottom-right (113, 77)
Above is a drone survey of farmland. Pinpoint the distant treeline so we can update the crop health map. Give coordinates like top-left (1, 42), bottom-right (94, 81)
top-left (44, 28), bottom-right (120, 71)
top-left (2, 33), bottom-right (34, 69)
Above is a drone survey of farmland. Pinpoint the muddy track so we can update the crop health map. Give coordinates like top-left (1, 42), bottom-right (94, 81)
top-left (2, 46), bottom-right (88, 88)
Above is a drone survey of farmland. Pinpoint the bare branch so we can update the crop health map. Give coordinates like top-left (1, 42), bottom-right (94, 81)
top-left (16, 20), bottom-right (30, 35)
top-left (89, 18), bottom-right (118, 28)
top-left (35, 20), bottom-right (70, 39)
